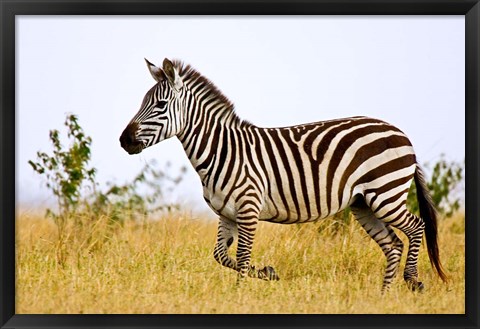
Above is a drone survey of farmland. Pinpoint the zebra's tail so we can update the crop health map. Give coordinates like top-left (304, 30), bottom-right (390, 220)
top-left (414, 164), bottom-right (448, 283)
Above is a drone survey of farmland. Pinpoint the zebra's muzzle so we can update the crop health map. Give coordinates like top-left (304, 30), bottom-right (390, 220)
top-left (120, 122), bottom-right (144, 155)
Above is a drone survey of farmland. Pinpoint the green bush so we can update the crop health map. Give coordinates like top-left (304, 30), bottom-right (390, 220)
top-left (29, 113), bottom-right (186, 227)
top-left (28, 114), bottom-right (96, 228)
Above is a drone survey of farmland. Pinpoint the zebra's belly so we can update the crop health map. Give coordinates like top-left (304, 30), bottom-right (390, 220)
top-left (202, 184), bottom-right (358, 223)
top-left (258, 198), bottom-right (332, 223)
top-left (257, 182), bottom-right (364, 223)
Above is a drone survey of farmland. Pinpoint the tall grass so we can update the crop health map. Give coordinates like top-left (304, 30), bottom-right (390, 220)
top-left (16, 210), bottom-right (464, 314)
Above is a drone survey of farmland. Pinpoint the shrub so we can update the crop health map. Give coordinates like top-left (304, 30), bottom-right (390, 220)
top-left (29, 113), bottom-right (186, 227)
top-left (28, 114), bottom-right (96, 229)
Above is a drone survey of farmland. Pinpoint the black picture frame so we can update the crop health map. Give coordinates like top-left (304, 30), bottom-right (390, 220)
top-left (1, 1), bottom-right (478, 328)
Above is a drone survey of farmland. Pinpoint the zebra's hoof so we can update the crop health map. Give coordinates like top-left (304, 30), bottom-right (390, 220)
top-left (258, 266), bottom-right (280, 281)
top-left (409, 281), bottom-right (425, 292)
top-left (413, 281), bottom-right (424, 292)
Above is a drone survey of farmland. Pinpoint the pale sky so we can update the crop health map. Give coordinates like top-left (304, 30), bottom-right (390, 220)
top-left (16, 16), bottom-right (465, 214)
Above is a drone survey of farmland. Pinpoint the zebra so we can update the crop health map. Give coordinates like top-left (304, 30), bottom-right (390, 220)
top-left (120, 58), bottom-right (448, 292)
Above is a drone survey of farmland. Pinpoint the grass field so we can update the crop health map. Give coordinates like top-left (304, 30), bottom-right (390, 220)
top-left (15, 210), bottom-right (465, 314)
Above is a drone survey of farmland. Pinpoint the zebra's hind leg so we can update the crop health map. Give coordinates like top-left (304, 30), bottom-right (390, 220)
top-left (381, 209), bottom-right (426, 292)
top-left (350, 198), bottom-right (404, 293)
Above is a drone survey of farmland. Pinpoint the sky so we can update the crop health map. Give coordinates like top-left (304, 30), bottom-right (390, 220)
top-left (16, 16), bottom-right (465, 215)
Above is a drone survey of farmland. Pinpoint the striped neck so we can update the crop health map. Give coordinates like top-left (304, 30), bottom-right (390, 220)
top-left (173, 61), bottom-right (252, 164)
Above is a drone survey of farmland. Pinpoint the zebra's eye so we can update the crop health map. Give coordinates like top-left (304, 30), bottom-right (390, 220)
top-left (155, 100), bottom-right (168, 109)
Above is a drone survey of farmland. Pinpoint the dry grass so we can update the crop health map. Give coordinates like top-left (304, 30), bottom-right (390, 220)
top-left (16, 210), bottom-right (464, 314)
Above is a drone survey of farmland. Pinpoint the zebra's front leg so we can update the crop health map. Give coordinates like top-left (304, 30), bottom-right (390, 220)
top-left (213, 216), bottom-right (279, 281)
top-left (213, 216), bottom-right (237, 270)
top-left (236, 213), bottom-right (279, 282)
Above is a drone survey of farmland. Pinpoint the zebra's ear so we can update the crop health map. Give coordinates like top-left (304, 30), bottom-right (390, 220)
top-left (145, 58), bottom-right (165, 82)
top-left (162, 58), bottom-right (183, 91)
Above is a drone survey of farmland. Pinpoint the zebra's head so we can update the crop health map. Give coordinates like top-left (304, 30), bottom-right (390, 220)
top-left (120, 58), bottom-right (185, 155)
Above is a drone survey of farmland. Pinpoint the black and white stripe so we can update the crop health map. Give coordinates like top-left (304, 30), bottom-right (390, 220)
top-left (120, 58), bottom-right (447, 291)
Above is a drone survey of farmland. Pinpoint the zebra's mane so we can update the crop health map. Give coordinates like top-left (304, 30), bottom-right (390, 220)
top-left (173, 60), bottom-right (252, 128)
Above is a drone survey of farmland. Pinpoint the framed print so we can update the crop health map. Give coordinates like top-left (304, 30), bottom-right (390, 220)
top-left (1, 1), bottom-right (478, 328)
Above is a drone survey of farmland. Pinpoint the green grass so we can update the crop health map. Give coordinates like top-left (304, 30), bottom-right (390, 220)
top-left (15, 210), bottom-right (465, 314)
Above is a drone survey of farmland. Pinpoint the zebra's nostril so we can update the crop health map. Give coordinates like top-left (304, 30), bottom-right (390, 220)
top-left (120, 122), bottom-right (142, 153)
top-left (120, 134), bottom-right (130, 146)
top-left (119, 129), bottom-right (131, 147)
